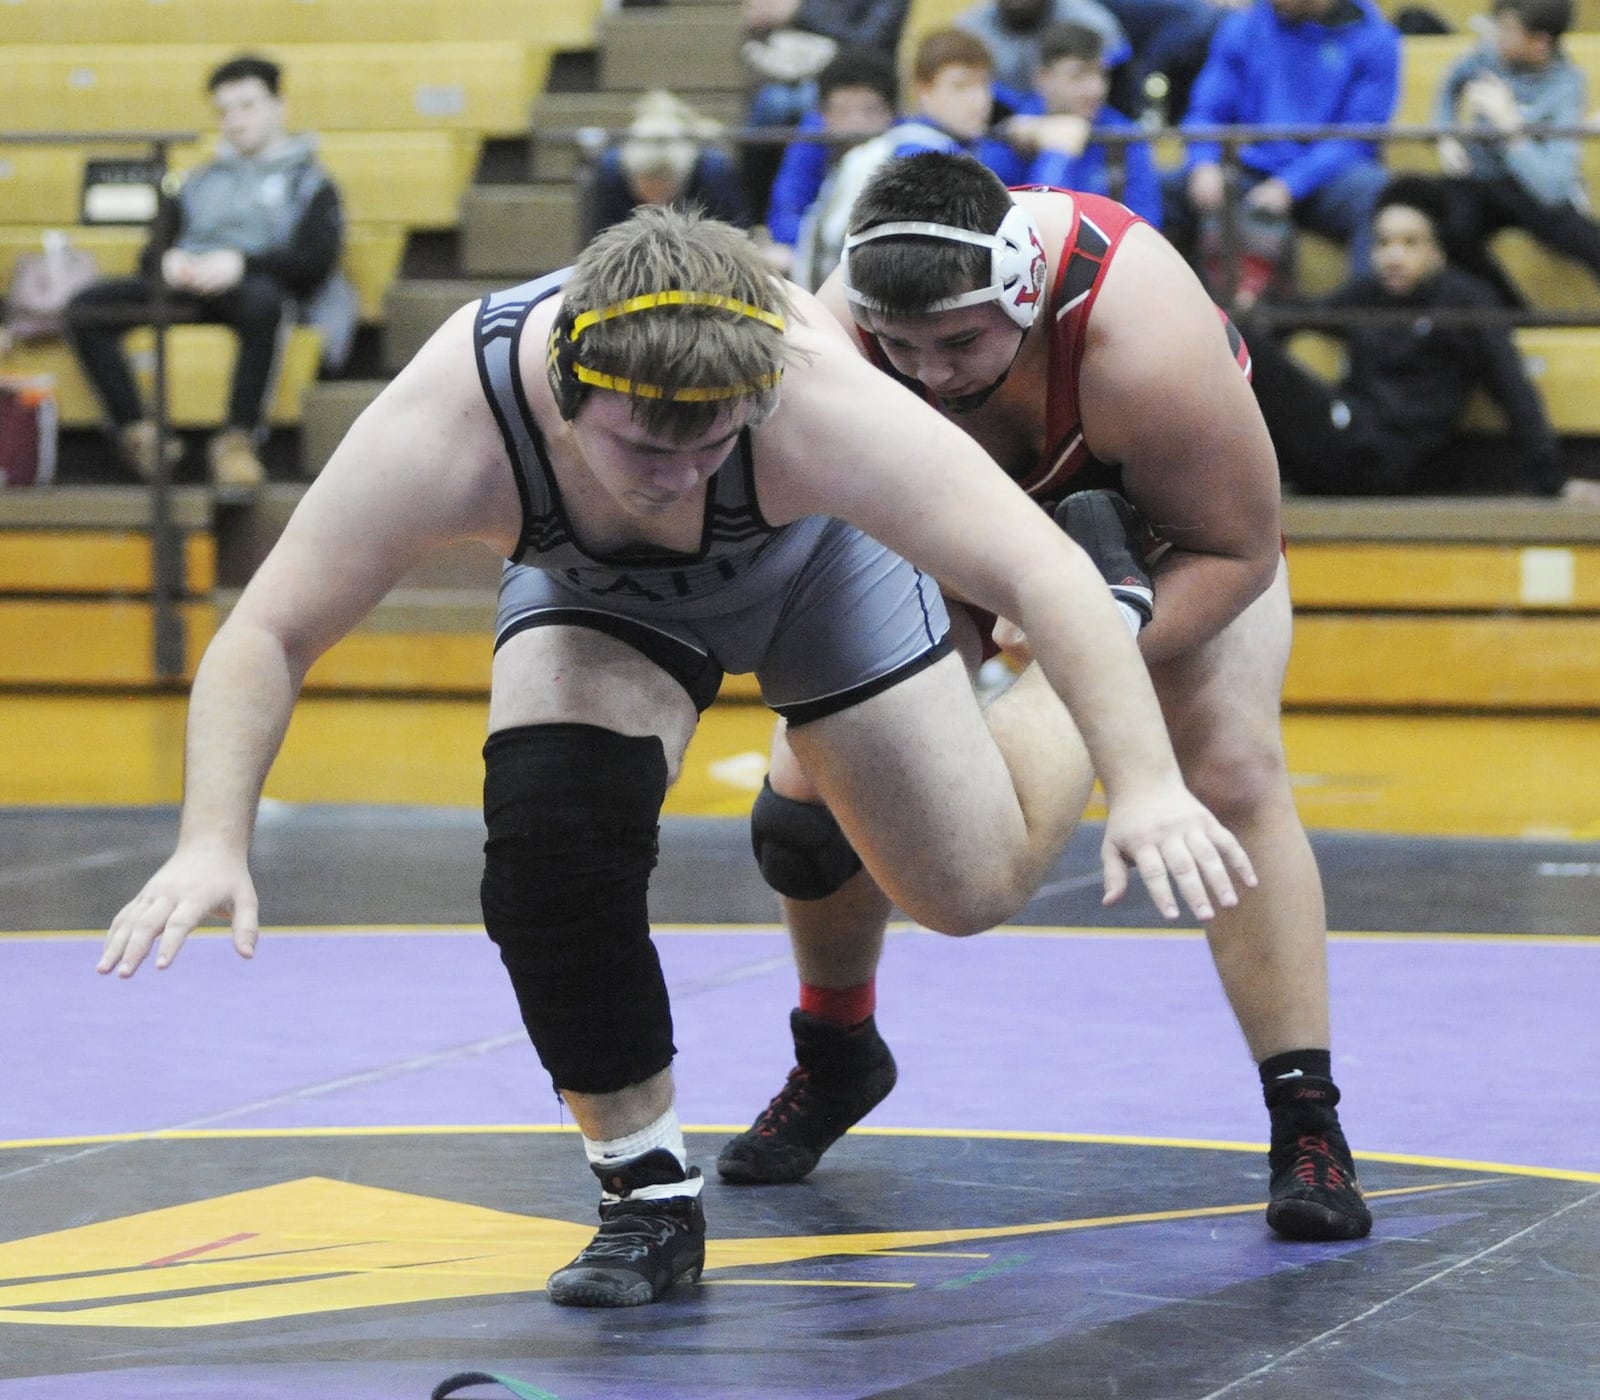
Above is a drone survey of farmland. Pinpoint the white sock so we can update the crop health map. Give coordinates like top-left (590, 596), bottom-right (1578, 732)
top-left (584, 1107), bottom-right (698, 1202)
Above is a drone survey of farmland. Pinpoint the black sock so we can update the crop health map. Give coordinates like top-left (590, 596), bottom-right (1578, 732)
top-left (1259, 1048), bottom-right (1332, 1087)
top-left (1260, 1049), bottom-right (1343, 1122)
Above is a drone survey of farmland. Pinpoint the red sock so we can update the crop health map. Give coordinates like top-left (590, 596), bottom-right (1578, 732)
top-left (799, 980), bottom-right (875, 1027)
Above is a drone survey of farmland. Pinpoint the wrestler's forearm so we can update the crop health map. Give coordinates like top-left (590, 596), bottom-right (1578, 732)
top-left (1139, 549), bottom-right (1274, 664)
top-left (175, 620), bottom-right (305, 854)
top-left (1013, 564), bottom-right (1185, 798)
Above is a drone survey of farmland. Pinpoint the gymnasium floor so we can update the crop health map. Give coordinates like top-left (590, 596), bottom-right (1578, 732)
top-left (2, 697), bottom-right (1598, 1398)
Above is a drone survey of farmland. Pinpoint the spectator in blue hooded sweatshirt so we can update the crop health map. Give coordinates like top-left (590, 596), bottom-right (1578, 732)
top-left (1163, 0), bottom-right (1399, 295)
top-left (762, 47), bottom-right (899, 275)
top-left (1001, 22), bottom-right (1163, 225)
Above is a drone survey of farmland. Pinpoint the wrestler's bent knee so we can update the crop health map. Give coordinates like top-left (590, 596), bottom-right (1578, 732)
top-left (480, 722), bottom-right (674, 1094)
top-left (750, 777), bottom-right (863, 900)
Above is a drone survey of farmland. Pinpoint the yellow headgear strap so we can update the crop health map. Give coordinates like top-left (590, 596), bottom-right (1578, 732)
top-left (569, 364), bottom-right (784, 401)
top-left (559, 290), bottom-right (787, 404)
top-left (568, 290), bottom-right (787, 338)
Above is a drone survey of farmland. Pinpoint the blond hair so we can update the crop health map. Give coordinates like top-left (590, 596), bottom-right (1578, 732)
top-left (618, 90), bottom-right (720, 185)
top-left (561, 204), bottom-right (793, 438)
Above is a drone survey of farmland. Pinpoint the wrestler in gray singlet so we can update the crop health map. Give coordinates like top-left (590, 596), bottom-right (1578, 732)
top-left (476, 274), bottom-right (952, 724)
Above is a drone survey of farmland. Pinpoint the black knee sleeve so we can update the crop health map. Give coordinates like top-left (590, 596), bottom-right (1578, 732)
top-left (749, 777), bottom-right (862, 901)
top-left (480, 723), bottom-right (672, 1095)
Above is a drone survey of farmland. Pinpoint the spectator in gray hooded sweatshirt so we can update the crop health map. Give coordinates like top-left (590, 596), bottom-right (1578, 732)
top-left (1433, 0), bottom-right (1600, 304)
top-left (66, 53), bottom-right (344, 489)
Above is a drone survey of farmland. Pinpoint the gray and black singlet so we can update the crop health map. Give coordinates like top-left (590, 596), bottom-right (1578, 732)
top-left (476, 272), bottom-right (952, 724)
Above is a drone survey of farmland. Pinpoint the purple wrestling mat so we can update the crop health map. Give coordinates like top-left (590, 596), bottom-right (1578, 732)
top-left (3, 803), bottom-right (1598, 1400)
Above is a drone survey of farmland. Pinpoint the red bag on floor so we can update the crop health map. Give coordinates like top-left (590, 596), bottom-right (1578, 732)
top-left (0, 375), bottom-right (59, 487)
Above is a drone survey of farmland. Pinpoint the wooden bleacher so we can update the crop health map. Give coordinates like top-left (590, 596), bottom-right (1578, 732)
top-left (1283, 499), bottom-right (1600, 710)
top-left (3, 0), bottom-right (1596, 721)
top-left (0, 44), bottom-right (548, 138)
top-left (5, 487), bottom-right (1595, 706)
top-left (0, 0), bottom-right (606, 50)
top-left (0, 489), bottom-right (216, 687)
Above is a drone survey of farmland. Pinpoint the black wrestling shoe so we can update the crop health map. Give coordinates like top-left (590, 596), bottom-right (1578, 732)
top-left (716, 1009), bottom-right (898, 1184)
top-left (1264, 1079), bottom-right (1373, 1241)
top-left (547, 1151), bottom-right (706, 1307)
top-left (1054, 490), bottom-right (1155, 630)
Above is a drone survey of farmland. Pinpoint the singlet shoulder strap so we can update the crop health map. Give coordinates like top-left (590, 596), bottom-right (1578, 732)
top-left (473, 272), bottom-right (567, 562)
top-left (1043, 193), bottom-right (1145, 464)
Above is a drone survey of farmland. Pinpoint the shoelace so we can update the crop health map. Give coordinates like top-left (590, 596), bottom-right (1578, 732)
top-left (1289, 1134), bottom-right (1353, 1191)
top-left (754, 1066), bottom-right (814, 1137)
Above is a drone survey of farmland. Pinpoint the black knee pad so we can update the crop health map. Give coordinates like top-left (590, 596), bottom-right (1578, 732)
top-left (480, 723), bottom-right (673, 1095)
top-left (749, 777), bottom-right (862, 901)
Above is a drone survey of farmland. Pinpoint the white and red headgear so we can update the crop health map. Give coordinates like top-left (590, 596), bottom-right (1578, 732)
top-left (841, 203), bottom-right (1048, 330)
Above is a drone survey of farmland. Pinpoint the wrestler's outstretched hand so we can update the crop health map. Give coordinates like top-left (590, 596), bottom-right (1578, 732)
top-left (98, 844), bottom-right (259, 978)
top-left (1100, 784), bottom-right (1256, 922)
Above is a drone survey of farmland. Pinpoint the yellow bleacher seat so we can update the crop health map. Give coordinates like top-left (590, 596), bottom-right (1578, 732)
top-left (169, 132), bottom-right (478, 228)
top-left (899, 0), bottom-right (973, 72)
top-left (1488, 228), bottom-right (1600, 313)
top-left (4, 326), bottom-right (323, 429)
top-left (1, 132), bottom-right (476, 229)
top-left (1290, 225), bottom-right (1600, 314)
top-left (0, 226), bottom-right (144, 285)
top-left (0, 43), bottom-right (545, 137)
top-left (339, 228), bottom-right (407, 321)
top-left (0, 142), bottom-right (164, 226)
top-left (1462, 325), bottom-right (1600, 432)
top-left (0, 226), bottom-right (405, 326)
top-left (1287, 325), bottom-right (1600, 435)
top-left (0, 0), bottom-right (605, 51)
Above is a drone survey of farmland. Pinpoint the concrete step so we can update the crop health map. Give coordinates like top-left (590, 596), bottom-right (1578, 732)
top-left (459, 184), bottom-right (583, 277)
top-left (381, 277), bottom-right (504, 372)
top-left (598, 6), bottom-right (746, 92)
top-left (299, 380), bottom-right (388, 477)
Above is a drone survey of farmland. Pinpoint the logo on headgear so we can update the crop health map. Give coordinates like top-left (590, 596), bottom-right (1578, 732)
top-left (1011, 224), bottom-right (1047, 318)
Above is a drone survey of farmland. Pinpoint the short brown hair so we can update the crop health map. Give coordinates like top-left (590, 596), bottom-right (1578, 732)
top-left (1037, 22), bottom-right (1105, 69)
top-left (912, 28), bottom-right (993, 85)
top-left (1494, 0), bottom-right (1572, 38)
top-left (847, 152), bottom-right (1015, 315)
top-left (560, 205), bottom-right (791, 439)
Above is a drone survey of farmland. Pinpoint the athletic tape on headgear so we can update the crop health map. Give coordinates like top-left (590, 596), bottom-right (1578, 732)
top-left (841, 204), bottom-right (1048, 330)
top-left (548, 289), bottom-right (787, 419)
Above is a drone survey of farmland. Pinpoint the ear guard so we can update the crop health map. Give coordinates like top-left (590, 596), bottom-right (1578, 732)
top-left (546, 290), bottom-right (787, 421)
top-left (841, 203), bottom-right (1048, 330)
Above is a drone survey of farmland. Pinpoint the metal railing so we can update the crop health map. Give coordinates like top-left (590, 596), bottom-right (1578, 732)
top-left (1, 128), bottom-right (196, 681)
top-left (548, 115), bottom-right (1600, 323)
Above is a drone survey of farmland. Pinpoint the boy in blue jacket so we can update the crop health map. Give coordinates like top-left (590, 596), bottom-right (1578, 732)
top-left (1003, 22), bottom-right (1162, 224)
top-left (1165, 0), bottom-right (1399, 286)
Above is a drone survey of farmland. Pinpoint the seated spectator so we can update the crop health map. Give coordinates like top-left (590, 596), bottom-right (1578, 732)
top-left (588, 91), bottom-right (748, 237)
top-left (790, 29), bottom-right (1031, 287)
top-left (740, 0), bottom-right (911, 211)
top-left (1164, 0), bottom-right (1398, 297)
top-left (1245, 175), bottom-right (1600, 501)
top-left (1433, 0), bottom-right (1600, 305)
top-left (956, 0), bottom-right (1132, 104)
top-left (1002, 22), bottom-right (1163, 225)
top-left (65, 54), bottom-right (343, 489)
top-left (763, 48), bottom-right (899, 275)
